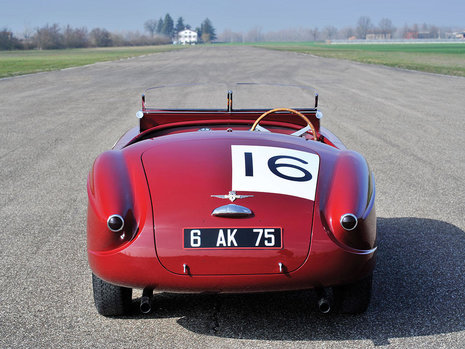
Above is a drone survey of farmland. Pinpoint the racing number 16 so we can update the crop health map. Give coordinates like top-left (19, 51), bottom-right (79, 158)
top-left (244, 152), bottom-right (312, 182)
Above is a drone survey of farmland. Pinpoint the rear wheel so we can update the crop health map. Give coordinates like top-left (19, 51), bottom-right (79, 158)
top-left (92, 274), bottom-right (132, 316)
top-left (334, 274), bottom-right (373, 314)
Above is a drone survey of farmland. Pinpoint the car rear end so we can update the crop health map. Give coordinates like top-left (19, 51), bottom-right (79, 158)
top-left (88, 130), bottom-right (376, 294)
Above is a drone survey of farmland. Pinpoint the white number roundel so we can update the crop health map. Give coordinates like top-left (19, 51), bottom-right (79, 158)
top-left (231, 145), bottom-right (320, 201)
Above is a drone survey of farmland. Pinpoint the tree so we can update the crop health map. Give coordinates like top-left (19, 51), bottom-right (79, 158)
top-left (244, 27), bottom-right (262, 42)
top-left (144, 19), bottom-right (158, 37)
top-left (156, 17), bottom-right (164, 34)
top-left (175, 17), bottom-right (185, 33)
top-left (199, 18), bottom-right (216, 43)
top-left (219, 29), bottom-right (243, 43)
top-left (90, 28), bottom-right (112, 47)
top-left (63, 25), bottom-right (88, 48)
top-left (379, 18), bottom-right (395, 37)
top-left (33, 23), bottom-right (63, 49)
top-left (0, 28), bottom-right (22, 50)
top-left (161, 13), bottom-right (174, 37)
top-left (310, 27), bottom-right (319, 41)
top-left (339, 26), bottom-right (355, 40)
top-left (323, 25), bottom-right (338, 40)
top-left (429, 25), bottom-right (440, 38)
top-left (356, 16), bottom-right (373, 39)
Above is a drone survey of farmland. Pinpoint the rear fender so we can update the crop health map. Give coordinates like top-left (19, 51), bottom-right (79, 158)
top-left (320, 151), bottom-right (376, 252)
top-left (87, 150), bottom-right (136, 251)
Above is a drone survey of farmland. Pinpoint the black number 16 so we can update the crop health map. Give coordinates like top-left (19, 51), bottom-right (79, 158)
top-left (244, 152), bottom-right (312, 182)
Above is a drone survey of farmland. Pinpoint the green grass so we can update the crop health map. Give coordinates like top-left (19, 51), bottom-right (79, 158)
top-left (2, 43), bottom-right (464, 78)
top-left (0, 46), bottom-right (185, 78)
top-left (255, 42), bottom-right (465, 77)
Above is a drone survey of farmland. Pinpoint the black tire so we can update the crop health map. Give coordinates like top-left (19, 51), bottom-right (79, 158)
top-left (334, 274), bottom-right (373, 314)
top-left (92, 273), bottom-right (132, 316)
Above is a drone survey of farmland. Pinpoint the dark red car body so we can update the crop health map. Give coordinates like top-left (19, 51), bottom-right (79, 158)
top-left (87, 85), bottom-right (376, 315)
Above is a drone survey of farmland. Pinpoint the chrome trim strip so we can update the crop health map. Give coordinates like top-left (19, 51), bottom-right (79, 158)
top-left (362, 172), bottom-right (376, 220)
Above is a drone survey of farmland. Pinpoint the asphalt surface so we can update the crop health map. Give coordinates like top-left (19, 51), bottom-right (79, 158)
top-left (1, 46), bottom-right (464, 348)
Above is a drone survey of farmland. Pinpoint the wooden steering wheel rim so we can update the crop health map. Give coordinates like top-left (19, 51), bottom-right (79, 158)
top-left (251, 108), bottom-right (317, 140)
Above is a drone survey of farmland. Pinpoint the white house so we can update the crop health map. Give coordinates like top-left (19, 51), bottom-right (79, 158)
top-left (177, 29), bottom-right (198, 45)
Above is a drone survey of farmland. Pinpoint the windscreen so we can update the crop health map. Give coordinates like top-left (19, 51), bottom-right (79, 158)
top-left (143, 83), bottom-right (317, 110)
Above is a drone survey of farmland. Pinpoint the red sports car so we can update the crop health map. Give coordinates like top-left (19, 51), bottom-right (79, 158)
top-left (87, 84), bottom-right (376, 316)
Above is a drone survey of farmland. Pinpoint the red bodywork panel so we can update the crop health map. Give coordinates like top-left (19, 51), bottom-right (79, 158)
top-left (142, 132), bottom-right (316, 275)
top-left (87, 110), bottom-right (376, 293)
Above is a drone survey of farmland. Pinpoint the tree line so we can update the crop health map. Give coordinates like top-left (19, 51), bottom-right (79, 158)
top-left (0, 13), bottom-right (216, 50)
top-left (0, 24), bottom-right (171, 50)
top-left (1, 14), bottom-right (460, 50)
top-left (219, 16), bottom-right (458, 42)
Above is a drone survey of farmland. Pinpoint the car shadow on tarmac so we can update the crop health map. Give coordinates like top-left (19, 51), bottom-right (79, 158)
top-left (127, 217), bottom-right (465, 346)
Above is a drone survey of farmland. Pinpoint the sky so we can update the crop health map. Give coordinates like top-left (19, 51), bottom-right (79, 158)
top-left (1, 0), bottom-right (464, 35)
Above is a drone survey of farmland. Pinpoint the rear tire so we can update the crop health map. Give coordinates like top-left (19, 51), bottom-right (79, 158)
top-left (334, 274), bottom-right (373, 314)
top-left (92, 274), bottom-right (132, 316)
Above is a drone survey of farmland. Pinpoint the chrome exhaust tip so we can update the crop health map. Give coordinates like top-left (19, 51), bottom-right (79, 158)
top-left (140, 288), bottom-right (153, 314)
top-left (318, 298), bottom-right (331, 314)
top-left (316, 287), bottom-right (334, 314)
top-left (140, 297), bottom-right (151, 314)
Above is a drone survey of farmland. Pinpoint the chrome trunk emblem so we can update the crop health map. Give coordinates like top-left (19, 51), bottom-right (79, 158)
top-left (211, 191), bottom-right (253, 202)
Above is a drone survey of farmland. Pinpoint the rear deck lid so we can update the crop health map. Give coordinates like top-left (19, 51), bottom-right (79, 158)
top-left (141, 131), bottom-right (320, 275)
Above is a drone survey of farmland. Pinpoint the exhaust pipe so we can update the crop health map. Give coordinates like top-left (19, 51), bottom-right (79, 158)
top-left (140, 288), bottom-right (153, 314)
top-left (316, 287), bottom-right (334, 314)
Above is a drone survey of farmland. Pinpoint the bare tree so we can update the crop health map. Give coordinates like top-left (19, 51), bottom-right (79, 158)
top-left (323, 25), bottom-right (338, 40)
top-left (226, 31), bottom-right (243, 43)
top-left (33, 23), bottom-right (63, 49)
top-left (379, 18), bottom-right (395, 37)
top-left (309, 27), bottom-right (320, 41)
top-left (244, 27), bottom-right (263, 42)
top-left (356, 16), bottom-right (373, 39)
top-left (219, 29), bottom-right (233, 42)
top-left (429, 25), bottom-right (440, 38)
top-left (22, 26), bottom-right (34, 49)
top-left (144, 19), bottom-right (158, 37)
top-left (338, 26), bottom-right (355, 40)
top-left (89, 28), bottom-right (112, 47)
top-left (63, 25), bottom-right (88, 48)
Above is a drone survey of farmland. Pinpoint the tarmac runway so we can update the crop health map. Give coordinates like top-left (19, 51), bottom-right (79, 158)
top-left (1, 46), bottom-right (464, 348)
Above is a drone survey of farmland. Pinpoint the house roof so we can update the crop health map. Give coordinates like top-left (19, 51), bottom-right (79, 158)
top-left (179, 29), bottom-right (197, 35)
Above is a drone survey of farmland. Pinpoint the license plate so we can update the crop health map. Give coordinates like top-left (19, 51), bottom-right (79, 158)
top-left (184, 228), bottom-right (282, 249)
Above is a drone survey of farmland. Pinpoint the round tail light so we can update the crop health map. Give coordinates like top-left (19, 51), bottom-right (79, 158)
top-left (107, 214), bottom-right (125, 232)
top-left (340, 213), bottom-right (358, 231)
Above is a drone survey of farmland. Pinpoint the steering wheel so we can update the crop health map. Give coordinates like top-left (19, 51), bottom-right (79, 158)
top-left (250, 108), bottom-right (317, 140)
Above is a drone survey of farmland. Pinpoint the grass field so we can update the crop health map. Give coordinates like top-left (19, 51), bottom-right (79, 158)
top-left (0, 46), bottom-right (184, 78)
top-left (256, 42), bottom-right (465, 77)
top-left (2, 43), bottom-right (464, 78)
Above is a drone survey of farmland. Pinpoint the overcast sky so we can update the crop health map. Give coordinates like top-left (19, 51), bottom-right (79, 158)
top-left (1, 0), bottom-right (464, 35)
